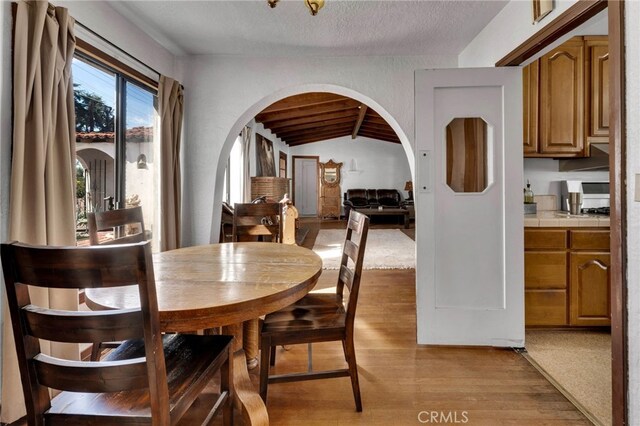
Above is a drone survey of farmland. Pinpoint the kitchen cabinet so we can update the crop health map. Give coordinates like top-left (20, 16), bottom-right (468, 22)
top-left (523, 36), bottom-right (609, 158)
top-left (524, 228), bottom-right (610, 327)
top-left (522, 60), bottom-right (539, 154)
top-left (584, 36), bottom-right (610, 147)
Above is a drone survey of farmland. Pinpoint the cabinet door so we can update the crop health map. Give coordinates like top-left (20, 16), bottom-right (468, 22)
top-left (523, 61), bottom-right (539, 155)
top-left (539, 38), bottom-right (585, 156)
top-left (584, 36), bottom-right (609, 146)
top-left (570, 252), bottom-right (611, 326)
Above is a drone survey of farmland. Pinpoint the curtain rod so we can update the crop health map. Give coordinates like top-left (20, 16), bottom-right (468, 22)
top-left (74, 19), bottom-right (162, 79)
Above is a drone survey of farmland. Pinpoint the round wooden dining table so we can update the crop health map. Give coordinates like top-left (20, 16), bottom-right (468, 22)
top-left (85, 242), bottom-right (322, 426)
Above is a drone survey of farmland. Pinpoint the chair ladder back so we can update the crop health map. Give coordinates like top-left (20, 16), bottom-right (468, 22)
top-left (22, 306), bottom-right (144, 344)
top-left (337, 211), bottom-right (369, 323)
top-left (0, 241), bottom-right (171, 425)
top-left (88, 206), bottom-right (146, 245)
top-left (232, 202), bottom-right (283, 243)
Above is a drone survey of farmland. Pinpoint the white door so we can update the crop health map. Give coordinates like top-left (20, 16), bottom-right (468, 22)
top-left (415, 68), bottom-right (524, 347)
top-left (294, 158), bottom-right (318, 216)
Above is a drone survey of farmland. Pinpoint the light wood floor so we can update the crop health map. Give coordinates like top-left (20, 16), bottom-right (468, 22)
top-left (12, 218), bottom-right (589, 426)
top-left (214, 218), bottom-right (587, 425)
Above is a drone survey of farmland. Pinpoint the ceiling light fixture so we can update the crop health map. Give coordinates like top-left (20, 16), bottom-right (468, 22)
top-left (267, 0), bottom-right (325, 16)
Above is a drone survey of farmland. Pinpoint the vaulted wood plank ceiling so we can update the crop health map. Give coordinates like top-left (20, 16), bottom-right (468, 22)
top-left (255, 92), bottom-right (400, 146)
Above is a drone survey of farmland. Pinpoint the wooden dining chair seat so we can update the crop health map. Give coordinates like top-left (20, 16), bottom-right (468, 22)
top-left (260, 210), bottom-right (370, 412)
top-left (1, 241), bottom-right (233, 426)
top-left (87, 206), bottom-right (146, 245)
top-left (46, 334), bottom-right (232, 424)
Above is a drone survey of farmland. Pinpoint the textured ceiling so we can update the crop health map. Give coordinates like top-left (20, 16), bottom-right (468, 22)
top-left (109, 1), bottom-right (508, 57)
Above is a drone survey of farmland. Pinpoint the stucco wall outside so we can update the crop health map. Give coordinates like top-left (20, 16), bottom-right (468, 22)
top-left (179, 54), bottom-right (455, 246)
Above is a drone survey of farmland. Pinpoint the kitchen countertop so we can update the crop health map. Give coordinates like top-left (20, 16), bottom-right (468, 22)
top-left (524, 211), bottom-right (610, 228)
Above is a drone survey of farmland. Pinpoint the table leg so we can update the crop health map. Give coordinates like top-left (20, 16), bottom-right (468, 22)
top-left (223, 323), bottom-right (269, 426)
top-left (243, 318), bottom-right (260, 370)
top-left (404, 213), bottom-right (409, 229)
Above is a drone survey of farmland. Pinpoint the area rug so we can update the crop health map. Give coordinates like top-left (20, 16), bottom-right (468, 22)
top-left (524, 329), bottom-right (611, 426)
top-left (312, 229), bottom-right (415, 270)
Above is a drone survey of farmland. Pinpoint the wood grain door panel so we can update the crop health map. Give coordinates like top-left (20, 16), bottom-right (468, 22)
top-left (523, 61), bottom-right (539, 155)
top-left (524, 229), bottom-right (568, 250)
top-left (570, 252), bottom-right (611, 326)
top-left (539, 38), bottom-right (584, 156)
top-left (525, 290), bottom-right (567, 326)
top-left (584, 36), bottom-right (609, 145)
top-left (525, 252), bottom-right (567, 289)
top-left (570, 229), bottom-right (610, 250)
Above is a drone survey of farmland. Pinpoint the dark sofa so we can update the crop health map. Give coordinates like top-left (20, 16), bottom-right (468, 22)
top-left (343, 189), bottom-right (405, 217)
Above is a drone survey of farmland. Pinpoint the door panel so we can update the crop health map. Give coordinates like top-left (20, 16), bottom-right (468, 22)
top-left (294, 158), bottom-right (318, 216)
top-left (415, 67), bottom-right (524, 346)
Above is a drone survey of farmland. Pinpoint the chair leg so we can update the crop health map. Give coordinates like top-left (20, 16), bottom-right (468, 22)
top-left (221, 352), bottom-right (233, 426)
top-left (270, 345), bottom-right (276, 366)
top-left (260, 335), bottom-right (271, 402)
top-left (90, 343), bottom-right (102, 361)
top-left (342, 338), bottom-right (362, 412)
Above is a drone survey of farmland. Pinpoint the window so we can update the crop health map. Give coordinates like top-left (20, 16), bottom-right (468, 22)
top-left (73, 54), bottom-right (158, 248)
top-left (224, 135), bottom-right (244, 205)
top-left (279, 151), bottom-right (287, 178)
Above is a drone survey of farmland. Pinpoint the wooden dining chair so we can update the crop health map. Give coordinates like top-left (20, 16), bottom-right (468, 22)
top-left (232, 202), bottom-right (282, 243)
top-left (87, 206), bottom-right (146, 360)
top-left (87, 206), bottom-right (146, 245)
top-left (1, 241), bottom-right (233, 426)
top-left (259, 209), bottom-right (370, 411)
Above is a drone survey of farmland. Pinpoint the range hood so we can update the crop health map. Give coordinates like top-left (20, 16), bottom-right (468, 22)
top-left (559, 143), bottom-right (610, 172)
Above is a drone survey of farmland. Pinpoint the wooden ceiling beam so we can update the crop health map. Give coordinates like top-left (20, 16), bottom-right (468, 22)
top-left (351, 105), bottom-right (368, 139)
top-left (271, 116), bottom-right (358, 134)
top-left (360, 121), bottom-right (397, 133)
top-left (256, 99), bottom-right (361, 123)
top-left (267, 110), bottom-right (359, 131)
top-left (280, 124), bottom-right (354, 140)
top-left (363, 116), bottom-right (389, 125)
top-left (260, 93), bottom-right (347, 114)
top-left (358, 131), bottom-right (401, 143)
top-left (287, 131), bottom-right (353, 146)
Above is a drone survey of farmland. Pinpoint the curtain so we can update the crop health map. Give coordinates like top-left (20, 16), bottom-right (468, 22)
top-left (242, 125), bottom-right (251, 202)
top-left (158, 75), bottom-right (183, 251)
top-left (1, 1), bottom-right (77, 422)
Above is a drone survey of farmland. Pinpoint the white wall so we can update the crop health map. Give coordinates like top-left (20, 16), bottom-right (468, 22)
top-left (524, 159), bottom-right (610, 210)
top-left (289, 135), bottom-right (412, 213)
top-left (459, 0), bottom-right (579, 67)
top-left (180, 54), bottom-right (455, 246)
top-left (625, 2), bottom-right (640, 423)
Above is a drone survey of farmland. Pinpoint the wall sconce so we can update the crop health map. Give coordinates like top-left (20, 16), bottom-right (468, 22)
top-left (137, 154), bottom-right (148, 169)
top-left (404, 181), bottom-right (413, 200)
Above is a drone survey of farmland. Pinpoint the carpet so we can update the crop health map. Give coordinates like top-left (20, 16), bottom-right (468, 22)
top-left (312, 229), bottom-right (415, 270)
top-left (524, 329), bottom-right (611, 426)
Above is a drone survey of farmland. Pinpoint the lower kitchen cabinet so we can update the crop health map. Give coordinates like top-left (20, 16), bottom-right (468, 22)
top-left (524, 228), bottom-right (611, 327)
top-left (570, 252), bottom-right (611, 326)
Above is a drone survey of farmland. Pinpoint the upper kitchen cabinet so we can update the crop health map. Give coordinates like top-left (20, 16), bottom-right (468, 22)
top-left (523, 36), bottom-right (609, 158)
top-left (584, 36), bottom-right (610, 147)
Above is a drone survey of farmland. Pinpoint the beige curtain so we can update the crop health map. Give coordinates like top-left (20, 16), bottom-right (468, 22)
top-left (242, 126), bottom-right (252, 202)
top-left (158, 76), bottom-right (183, 251)
top-left (1, 1), bottom-right (77, 422)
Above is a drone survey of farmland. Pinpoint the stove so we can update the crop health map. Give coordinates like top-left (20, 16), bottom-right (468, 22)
top-left (561, 180), bottom-right (610, 214)
top-left (582, 207), bottom-right (610, 216)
